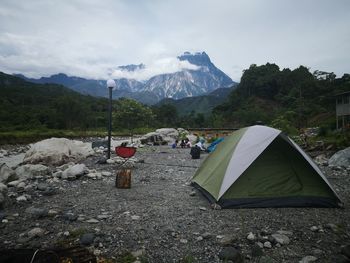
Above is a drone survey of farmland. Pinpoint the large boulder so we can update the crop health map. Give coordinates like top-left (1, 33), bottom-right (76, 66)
top-left (15, 164), bottom-right (51, 180)
top-left (23, 138), bottom-right (94, 165)
top-left (329, 147), bottom-right (350, 168)
top-left (140, 132), bottom-right (167, 145)
top-left (139, 128), bottom-right (193, 145)
top-left (0, 163), bottom-right (18, 184)
top-left (156, 128), bottom-right (179, 140)
top-left (62, 164), bottom-right (87, 180)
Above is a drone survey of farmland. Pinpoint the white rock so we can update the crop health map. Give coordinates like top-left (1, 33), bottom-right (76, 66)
top-left (0, 163), bottom-right (18, 184)
top-left (156, 128), bottom-right (179, 139)
top-left (2, 219), bottom-right (8, 223)
top-left (86, 218), bottom-right (99, 224)
top-left (62, 164), bottom-right (87, 178)
top-left (16, 195), bottom-right (27, 202)
top-left (87, 173), bottom-right (97, 179)
top-left (247, 232), bottom-right (256, 241)
top-left (97, 214), bottom-right (109, 220)
top-left (264, 241), bottom-right (272, 248)
top-left (329, 147), bottom-right (350, 168)
top-left (180, 239), bottom-right (188, 244)
top-left (196, 236), bottom-right (204, 241)
top-left (299, 255), bottom-right (318, 263)
top-left (271, 233), bottom-right (290, 245)
top-left (15, 164), bottom-right (51, 180)
top-left (310, 226), bottom-right (319, 232)
top-left (131, 215), bottom-right (140, 220)
top-left (24, 138), bottom-right (93, 165)
top-left (106, 159), bottom-right (115, 164)
top-left (27, 227), bottom-right (45, 238)
top-left (101, 171), bottom-right (112, 177)
top-left (48, 209), bottom-right (59, 216)
top-left (0, 153), bottom-right (25, 169)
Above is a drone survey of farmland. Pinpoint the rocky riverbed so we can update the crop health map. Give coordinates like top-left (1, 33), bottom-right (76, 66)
top-left (0, 142), bottom-right (350, 263)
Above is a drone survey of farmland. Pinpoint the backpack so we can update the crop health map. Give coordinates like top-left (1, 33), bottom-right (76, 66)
top-left (190, 146), bottom-right (201, 159)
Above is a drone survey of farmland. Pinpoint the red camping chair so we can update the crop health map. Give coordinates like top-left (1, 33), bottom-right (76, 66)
top-left (115, 146), bottom-right (136, 158)
top-left (115, 146), bottom-right (137, 168)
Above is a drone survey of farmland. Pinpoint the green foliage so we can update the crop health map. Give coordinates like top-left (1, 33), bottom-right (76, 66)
top-left (214, 64), bottom-right (350, 130)
top-left (0, 72), bottom-right (108, 131)
top-left (152, 103), bottom-right (178, 127)
top-left (114, 98), bottom-right (155, 137)
top-left (271, 111), bottom-right (298, 135)
top-left (314, 130), bottom-right (350, 148)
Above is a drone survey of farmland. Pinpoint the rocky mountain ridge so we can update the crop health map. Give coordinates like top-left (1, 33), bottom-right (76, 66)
top-left (16, 52), bottom-right (237, 104)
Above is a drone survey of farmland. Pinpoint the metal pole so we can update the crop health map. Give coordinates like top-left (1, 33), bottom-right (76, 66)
top-left (107, 86), bottom-right (112, 159)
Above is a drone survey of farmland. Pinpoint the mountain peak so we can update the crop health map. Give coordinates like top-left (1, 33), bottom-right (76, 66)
top-left (178, 51), bottom-right (211, 66)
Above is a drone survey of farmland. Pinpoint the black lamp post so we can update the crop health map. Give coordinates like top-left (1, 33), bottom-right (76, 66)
top-left (106, 79), bottom-right (116, 159)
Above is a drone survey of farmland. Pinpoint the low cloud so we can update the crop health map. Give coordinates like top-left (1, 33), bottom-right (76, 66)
top-left (110, 57), bottom-right (200, 81)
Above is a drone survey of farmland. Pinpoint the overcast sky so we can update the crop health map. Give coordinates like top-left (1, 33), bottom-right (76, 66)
top-left (0, 0), bottom-right (349, 82)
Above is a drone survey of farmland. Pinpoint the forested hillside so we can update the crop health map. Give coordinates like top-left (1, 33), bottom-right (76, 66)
top-left (213, 64), bottom-right (350, 132)
top-left (156, 88), bottom-right (232, 116)
top-left (0, 72), bottom-right (108, 131)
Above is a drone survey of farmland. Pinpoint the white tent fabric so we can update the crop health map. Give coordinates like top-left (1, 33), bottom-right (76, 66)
top-left (218, 126), bottom-right (281, 199)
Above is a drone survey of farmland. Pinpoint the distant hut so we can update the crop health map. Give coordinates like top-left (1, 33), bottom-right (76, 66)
top-left (336, 91), bottom-right (350, 130)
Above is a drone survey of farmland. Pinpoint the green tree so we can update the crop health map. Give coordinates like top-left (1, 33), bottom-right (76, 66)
top-left (114, 98), bottom-right (154, 140)
top-left (152, 104), bottom-right (178, 127)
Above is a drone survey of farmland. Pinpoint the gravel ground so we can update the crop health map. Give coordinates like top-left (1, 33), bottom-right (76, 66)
top-left (0, 144), bottom-right (349, 263)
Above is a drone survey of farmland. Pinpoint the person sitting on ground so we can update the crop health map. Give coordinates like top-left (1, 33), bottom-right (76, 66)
top-left (185, 138), bottom-right (192, 148)
top-left (195, 138), bottom-right (206, 151)
top-left (180, 139), bottom-right (186, 148)
top-left (171, 140), bottom-right (178, 149)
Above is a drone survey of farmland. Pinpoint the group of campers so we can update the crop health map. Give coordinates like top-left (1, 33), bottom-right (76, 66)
top-left (172, 136), bottom-right (209, 159)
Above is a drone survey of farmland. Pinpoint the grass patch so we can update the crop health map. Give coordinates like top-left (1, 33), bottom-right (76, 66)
top-left (0, 127), bottom-right (155, 145)
top-left (54, 227), bottom-right (88, 248)
top-left (181, 254), bottom-right (196, 263)
top-left (115, 251), bottom-right (136, 263)
top-left (69, 227), bottom-right (88, 239)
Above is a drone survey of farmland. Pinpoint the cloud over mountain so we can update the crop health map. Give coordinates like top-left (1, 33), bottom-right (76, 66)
top-left (110, 57), bottom-right (200, 81)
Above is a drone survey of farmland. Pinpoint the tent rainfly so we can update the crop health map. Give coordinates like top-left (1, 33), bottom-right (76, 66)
top-left (191, 125), bottom-right (342, 208)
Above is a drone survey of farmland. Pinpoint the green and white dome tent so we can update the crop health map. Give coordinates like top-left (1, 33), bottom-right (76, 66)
top-left (191, 125), bottom-right (342, 208)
